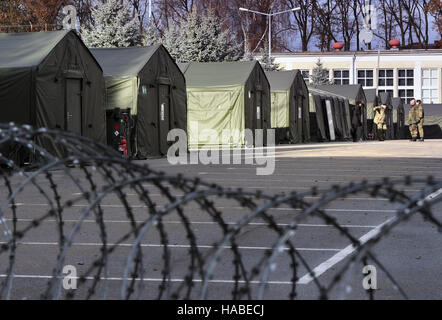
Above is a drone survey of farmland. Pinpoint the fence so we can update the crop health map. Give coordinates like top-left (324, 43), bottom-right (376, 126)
top-left (0, 123), bottom-right (440, 300)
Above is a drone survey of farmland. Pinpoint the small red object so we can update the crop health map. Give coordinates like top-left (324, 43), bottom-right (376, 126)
top-left (332, 42), bottom-right (344, 51)
top-left (389, 39), bottom-right (400, 48)
top-left (119, 138), bottom-right (128, 156)
top-left (114, 124), bottom-right (120, 130)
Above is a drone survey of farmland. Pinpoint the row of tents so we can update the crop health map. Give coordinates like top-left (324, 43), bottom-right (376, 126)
top-left (1, 30), bottom-right (441, 161)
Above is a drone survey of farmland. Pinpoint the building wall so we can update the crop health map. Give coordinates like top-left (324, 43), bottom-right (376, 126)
top-left (274, 50), bottom-right (442, 105)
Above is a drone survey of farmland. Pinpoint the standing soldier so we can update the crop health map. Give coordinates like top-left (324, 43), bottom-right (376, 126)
top-left (351, 101), bottom-right (364, 142)
top-left (373, 104), bottom-right (387, 141)
top-left (409, 99), bottom-right (424, 142)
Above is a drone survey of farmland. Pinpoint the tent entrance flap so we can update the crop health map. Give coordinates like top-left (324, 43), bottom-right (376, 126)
top-left (159, 84), bottom-right (171, 155)
top-left (187, 86), bottom-right (244, 148)
top-left (271, 91), bottom-right (289, 128)
top-left (65, 78), bottom-right (83, 135)
top-left (325, 99), bottom-right (336, 141)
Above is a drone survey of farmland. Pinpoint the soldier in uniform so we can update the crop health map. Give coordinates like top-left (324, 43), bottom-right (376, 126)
top-left (373, 104), bottom-right (387, 141)
top-left (351, 101), bottom-right (364, 142)
top-left (409, 99), bottom-right (425, 142)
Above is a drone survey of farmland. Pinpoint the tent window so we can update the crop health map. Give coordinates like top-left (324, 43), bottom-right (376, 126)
top-left (141, 85), bottom-right (148, 95)
top-left (248, 91), bottom-right (252, 99)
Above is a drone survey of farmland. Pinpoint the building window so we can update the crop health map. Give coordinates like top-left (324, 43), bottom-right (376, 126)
top-left (422, 68), bottom-right (439, 104)
top-left (357, 69), bottom-right (374, 87)
top-left (378, 69), bottom-right (394, 87)
top-left (378, 89), bottom-right (394, 96)
top-left (301, 70), bottom-right (310, 82)
top-left (398, 69), bottom-right (414, 104)
top-left (333, 70), bottom-right (350, 85)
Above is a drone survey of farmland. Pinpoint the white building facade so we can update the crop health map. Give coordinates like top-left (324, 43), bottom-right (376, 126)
top-left (273, 49), bottom-right (442, 105)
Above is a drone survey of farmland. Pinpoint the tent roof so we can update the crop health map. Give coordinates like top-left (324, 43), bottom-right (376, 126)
top-left (179, 61), bottom-right (259, 87)
top-left (404, 104), bottom-right (442, 116)
top-left (0, 30), bottom-right (70, 68)
top-left (392, 97), bottom-right (403, 108)
top-left (313, 84), bottom-right (366, 102)
top-left (307, 86), bottom-right (347, 100)
top-left (379, 91), bottom-right (392, 105)
top-left (90, 45), bottom-right (161, 77)
top-left (365, 88), bottom-right (378, 104)
top-left (265, 70), bottom-right (300, 91)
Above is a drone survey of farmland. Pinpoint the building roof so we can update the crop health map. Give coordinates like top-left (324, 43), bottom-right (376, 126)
top-left (0, 30), bottom-right (70, 68)
top-left (272, 49), bottom-right (442, 57)
top-left (178, 61), bottom-right (259, 87)
top-left (90, 45), bottom-right (161, 77)
top-left (265, 70), bottom-right (300, 91)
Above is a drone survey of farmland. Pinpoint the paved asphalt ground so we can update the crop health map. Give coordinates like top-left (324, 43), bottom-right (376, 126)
top-left (1, 140), bottom-right (441, 300)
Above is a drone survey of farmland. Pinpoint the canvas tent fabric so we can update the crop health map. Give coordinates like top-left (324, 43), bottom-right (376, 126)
top-left (308, 87), bottom-right (350, 142)
top-left (91, 45), bottom-right (187, 157)
top-left (392, 97), bottom-right (405, 139)
top-left (379, 92), bottom-right (394, 139)
top-left (308, 86), bottom-right (352, 141)
top-left (265, 70), bottom-right (309, 144)
top-left (180, 61), bottom-right (270, 149)
top-left (404, 103), bottom-right (442, 139)
top-left (0, 30), bottom-right (105, 160)
top-left (364, 88), bottom-right (378, 135)
top-left (315, 84), bottom-right (367, 140)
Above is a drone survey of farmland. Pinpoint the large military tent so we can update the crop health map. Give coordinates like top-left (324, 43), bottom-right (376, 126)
top-left (309, 86), bottom-right (352, 141)
top-left (308, 87), bottom-right (351, 142)
top-left (315, 84), bottom-right (367, 140)
top-left (179, 61), bottom-right (270, 149)
top-left (91, 45), bottom-right (187, 157)
top-left (265, 70), bottom-right (309, 144)
top-left (379, 92), bottom-right (394, 140)
top-left (0, 30), bottom-right (105, 160)
top-left (404, 103), bottom-right (442, 139)
top-left (392, 97), bottom-right (405, 139)
top-left (364, 88), bottom-right (379, 136)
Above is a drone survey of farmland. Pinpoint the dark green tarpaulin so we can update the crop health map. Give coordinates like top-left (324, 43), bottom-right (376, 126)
top-left (265, 70), bottom-right (309, 144)
top-left (364, 88), bottom-right (378, 134)
top-left (180, 61), bottom-right (270, 148)
top-left (91, 45), bottom-right (187, 157)
top-left (404, 103), bottom-right (442, 139)
top-left (315, 84), bottom-right (367, 140)
top-left (392, 97), bottom-right (405, 139)
top-left (0, 30), bottom-right (106, 161)
top-left (308, 86), bottom-right (352, 141)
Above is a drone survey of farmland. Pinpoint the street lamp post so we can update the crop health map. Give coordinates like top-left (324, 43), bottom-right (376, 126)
top-left (239, 7), bottom-right (301, 65)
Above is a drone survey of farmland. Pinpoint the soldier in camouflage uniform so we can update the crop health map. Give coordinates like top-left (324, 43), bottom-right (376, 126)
top-left (373, 104), bottom-right (387, 141)
top-left (409, 99), bottom-right (424, 142)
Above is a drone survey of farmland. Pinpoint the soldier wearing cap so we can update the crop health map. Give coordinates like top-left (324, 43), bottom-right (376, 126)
top-left (373, 104), bottom-right (387, 141)
top-left (408, 99), bottom-right (425, 142)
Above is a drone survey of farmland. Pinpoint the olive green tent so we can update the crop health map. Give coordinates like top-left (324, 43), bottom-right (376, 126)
top-left (308, 87), bottom-right (351, 142)
top-left (179, 61), bottom-right (270, 149)
top-left (364, 88), bottom-right (379, 135)
top-left (379, 92), bottom-right (394, 139)
top-left (308, 90), bottom-right (328, 142)
top-left (265, 70), bottom-right (309, 144)
top-left (0, 30), bottom-right (105, 162)
top-left (315, 84), bottom-right (367, 140)
top-left (404, 103), bottom-right (442, 139)
top-left (91, 45), bottom-right (187, 157)
top-left (392, 97), bottom-right (405, 139)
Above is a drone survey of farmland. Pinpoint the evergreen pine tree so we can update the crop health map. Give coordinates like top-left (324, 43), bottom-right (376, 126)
top-left (162, 9), bottom-right (242, 63)
top-left (258, 44), bottom-right (280, 71)
top-left (310, 58), bottom-right (331, 85)
top-left (81, 0), bottom-right (141, 48)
